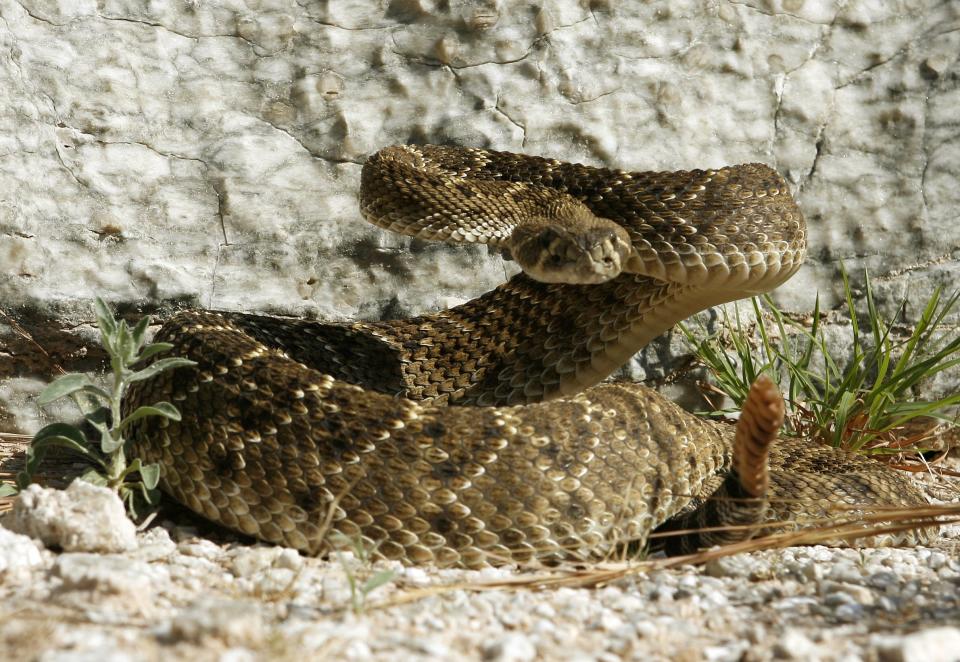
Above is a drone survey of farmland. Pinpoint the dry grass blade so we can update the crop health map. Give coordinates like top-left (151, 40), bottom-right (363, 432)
top-left (0, 308), bottom-right (67, 376)
top-left (887, 463), bottom-right (960, 477)
top-left (1, 432), bottom-right (33, 512)
top-left (364, 501), bottom-right (960, 611)
top-left (310, 474), bottom-right (363, 556)
top-left (656, 504), bottom-right (960, 567)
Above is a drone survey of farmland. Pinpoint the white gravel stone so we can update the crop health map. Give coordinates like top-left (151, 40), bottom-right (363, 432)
top-left (218, 650), bottom-right (257, 662)
top-left (866, 571), bottom-right (898, 590)
top-left (873, 627), bottom-right (960, 662)
top-left (0, 525), bottom-right (46, 583)
top-left (168, 599), bottom-right (265, 648)
top-left (177, 537), bottom-right (227, 561)
top-left (773, 628), bottom-right (818, 660)
top-left (925, 551), bottom-right (949, 571)
top-left (133, 527), bottom-right (177, 562)
top-left (398, 565), bottom-right (431, 587)
top-left (39, 648), bottom-right (141, 662)
top-left (705, 554), bottom-right (771, 579)
top-left (832, 602), bottom-right (866, 623)
top-left (482, 632), bottom-right (538, 662)
top-left (826, 561), bottom-right (866, 584)
top-left (345, 639), bottom-right (372, 659)
top-left (225, 545), bottom-right (302, 578)
top-left (6, 480), bottom-right (137, 553)
top-left (52, 553), bottom-right (158, 595)
top-left (703, 643), bottom-right (748, 662)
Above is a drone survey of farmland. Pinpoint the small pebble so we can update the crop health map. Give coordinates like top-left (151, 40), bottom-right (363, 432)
top-left (873, 626), bottom-right (960, 662)
top-left (482, 633), bottom-right (537, 662)
top-left (8, 481), bottom-right (137, 553)
top-left (0, 525), bottom-right (46, 583)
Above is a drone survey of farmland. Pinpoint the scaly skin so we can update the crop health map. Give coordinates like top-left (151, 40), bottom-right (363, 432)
top-left (126, 146), bottom-right (931, 566)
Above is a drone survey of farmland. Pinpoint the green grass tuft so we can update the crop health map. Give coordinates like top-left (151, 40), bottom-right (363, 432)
top-left (328, 531), bottom-right (397, 614)
top-left (680, 265), bottom-right (960, 455)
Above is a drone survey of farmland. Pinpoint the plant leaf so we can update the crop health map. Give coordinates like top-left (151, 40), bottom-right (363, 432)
top-left (94, 296), bottom-right (117, 333)
top-left (38, 373), bottom-right (94, 405)
top-left (32, 435), bottom-right (98, 462)
top-left (81, 384), bottom-right (112, 403)
top-left (139, 462), bottom-right (161, 490)
top-left (119, 402), bottom-right (182, 430)
top-left (32, 422), bottom-right (89, 446)
top-left (145, 486), bottom-right (160, 505)
top-left (80, 467), bottom-right (110, 486)
top-left (131, 315), bottom-right (151, 353)
top-left (19, 427), bottom-right (104, 488)
top-left (94, 297), bottom-right (118, 345)
top-left (120, 488), bottom-right (139, 519)
top-left (119, 458), bottom-right (163, 496)
top-left (0, 483), bottom-right (18, 497)
top-left (100, 430), bottom-right (125, 455)
top-left (125, 358), bottom-right (197, 383)
top-left (137, 342), bottom-right (174, 363)
top-left (84, 406), bottom-right (112, 434)
top-left (120, 456), bottom-right (144, 480)
top-left (121, 481), bottom-right (161, 519)
top-left (116, 319), bottom-right (136, 365)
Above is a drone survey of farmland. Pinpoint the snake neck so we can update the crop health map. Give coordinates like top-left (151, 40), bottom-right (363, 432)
top-left (359, 270), bottom-right (786, 407)
top-left (213, 259), bottom-right (799, 410)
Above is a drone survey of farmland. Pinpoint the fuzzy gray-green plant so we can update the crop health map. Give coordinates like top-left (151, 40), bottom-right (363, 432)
top-left (10, 297), bottom-right (195, 517)
top-left (681, 266), bottom-right (960, 454)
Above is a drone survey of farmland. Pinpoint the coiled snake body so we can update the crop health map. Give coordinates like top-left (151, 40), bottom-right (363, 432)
top-left (127, 146), bottom-right (930, 566)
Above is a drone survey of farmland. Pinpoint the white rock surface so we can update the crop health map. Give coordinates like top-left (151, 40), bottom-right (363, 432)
top-left (874, 627), bottom-right (960, 662)
top-left (1, 534), bottom-right (955, 661)
top-left (0, 2), bottom-right (957, 316)
top-left (482, 633), bottom-right (538, 662)
top-left (0, 1), bottom-right (958, 427)
top-left (53, 553), bottom-right (156, 595)
top-left (168, 599), bottom-right (267, 648)
top-left (1, 4), bottom-right (959, 654)
top-left (7, 479), bottom-right (138, 553)
top-left (0, 525), bottom-right (46, 583)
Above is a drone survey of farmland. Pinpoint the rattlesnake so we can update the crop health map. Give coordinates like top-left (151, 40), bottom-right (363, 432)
top-left (127, 145), bottom-right (931, 567)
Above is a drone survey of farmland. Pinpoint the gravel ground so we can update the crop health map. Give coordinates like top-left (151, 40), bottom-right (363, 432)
top-left (3, 482), bottom-right (960, 661)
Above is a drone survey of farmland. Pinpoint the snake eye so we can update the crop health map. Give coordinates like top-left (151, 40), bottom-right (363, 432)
top-left (538, 228), bottom-right (559, 250)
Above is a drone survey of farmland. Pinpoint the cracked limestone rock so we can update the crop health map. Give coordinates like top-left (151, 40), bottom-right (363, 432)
top-left (2, 1), bottom-right (958, 318)
top-left (1, 1), bottom-right (959, 427)
top-left (7, 479), bottom-right (138, 553)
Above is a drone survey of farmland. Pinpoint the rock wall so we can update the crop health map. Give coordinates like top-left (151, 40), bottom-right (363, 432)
top-left (1, 0), bottom-right (959, 431)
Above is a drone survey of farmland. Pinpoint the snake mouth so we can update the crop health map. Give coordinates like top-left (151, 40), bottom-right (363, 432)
top-left (561, 234), bottom-right (628, 284)
top-left (510, 224), bottom-right (634, 285)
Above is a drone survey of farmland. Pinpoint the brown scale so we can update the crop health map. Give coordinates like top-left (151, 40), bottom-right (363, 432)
top-left (127, 147), bottom-right (933, 566)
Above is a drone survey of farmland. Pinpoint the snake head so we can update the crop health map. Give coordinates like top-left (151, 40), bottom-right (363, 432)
top-left (507, 209), bottom-right (634, 285)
